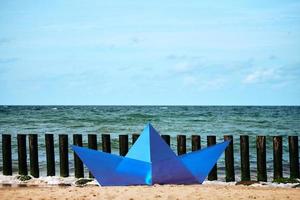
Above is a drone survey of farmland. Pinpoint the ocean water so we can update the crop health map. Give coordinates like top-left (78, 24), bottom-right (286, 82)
top-left (0, 106), bottom-right (299, 181)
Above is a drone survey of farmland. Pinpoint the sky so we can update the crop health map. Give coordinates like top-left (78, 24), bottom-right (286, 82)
top-left (0, 0), bottom-right (300, 105)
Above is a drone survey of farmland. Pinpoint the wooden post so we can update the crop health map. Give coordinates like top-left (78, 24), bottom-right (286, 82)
top-left (132, 134), bottom-right (140, 144)
top-left (88, 134), bottom-right (97, 150)
top-left (224, 135), bottom-right (235, 182)
top-left (119, 135), bottom-right (128, 156)
top-left (177, 135), bottom-right (186, 155)
top-left (256, 136), bottom-right (267, 182)
top-left (288, 136), bottom-right (299, 179)
top-left (29, 134), bottom-right (39, 178)
top-left (17, 134), bottom-right (27, 175)
top-left (240, 135), bottom-right (250, 181)
top-left (2, 134), bottom-right (12, 175)
top-left (192, 135), bottom-right (201, 151)
top-left (207, 135), bottom-right (217, 180)
top-left (161, 135), bottom-right (170, 146)
top-left (45, 134), bottom-right (55, 176)
top-left (273, 136), bottom-right (283, 180)
top-left (73, 134), bottom-right (84, 178)
top-left (88, 134), bottom-right (97, 178)
top-left (102, 134), bottom-right (111, 153)
top-left (59, 134), bottom-right (69, 177)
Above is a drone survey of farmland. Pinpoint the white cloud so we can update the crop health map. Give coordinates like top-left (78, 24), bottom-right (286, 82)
top-left (173, 62), bottom-right (197, 73)
top-left (243, 68), bottom-right (279, 84)
top-left (182, 74), bottom-right (227, 91)
top-left (183, 75), bottom-right (197, 86)
top-left (199, 78), bottom-right (227, 90)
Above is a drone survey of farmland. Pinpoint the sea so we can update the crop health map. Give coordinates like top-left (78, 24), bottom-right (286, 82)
top-left (0, 106), bottom-right (299, 182)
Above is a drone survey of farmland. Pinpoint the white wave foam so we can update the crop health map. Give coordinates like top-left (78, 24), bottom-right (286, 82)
top-left (0, 175), bottom-right (99, 186)
top-left (249, 181), bottom-right (300, 188)
top-left (0, 175), bottom-right (298, 188)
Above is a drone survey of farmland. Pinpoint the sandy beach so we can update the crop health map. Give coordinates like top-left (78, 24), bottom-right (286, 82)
top-left (0, 184), bottom-right (299, 200)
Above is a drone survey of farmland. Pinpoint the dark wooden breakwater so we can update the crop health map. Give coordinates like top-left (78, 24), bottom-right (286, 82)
top-left (1, 134), bottom-right (299, 182)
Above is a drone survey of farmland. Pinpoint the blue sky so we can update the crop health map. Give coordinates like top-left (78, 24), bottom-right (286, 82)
top-left (0, 0), bottom-right (299, 105)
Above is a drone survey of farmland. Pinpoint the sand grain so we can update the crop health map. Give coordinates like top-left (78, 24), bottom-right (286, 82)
top-left (0, 184), bottom-right (299, 200)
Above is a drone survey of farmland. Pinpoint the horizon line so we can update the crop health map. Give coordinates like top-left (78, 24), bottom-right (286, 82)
top-left (1, 104), bottom-right (300, 107)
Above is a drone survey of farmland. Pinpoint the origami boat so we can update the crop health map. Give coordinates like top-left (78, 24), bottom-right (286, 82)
top-left (72, 123), bottom-right (230, 186)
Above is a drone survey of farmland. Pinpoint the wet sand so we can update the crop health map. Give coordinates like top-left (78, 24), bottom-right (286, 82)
top-left (0, 184), bottom-right (299, 200)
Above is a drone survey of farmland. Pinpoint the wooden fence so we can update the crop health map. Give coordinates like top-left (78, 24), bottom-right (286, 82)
top-left (1, 134), bottom-right (299, 182)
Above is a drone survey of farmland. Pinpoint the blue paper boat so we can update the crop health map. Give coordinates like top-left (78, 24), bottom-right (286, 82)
top-left (72, 123), bottom-right (230, 186)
